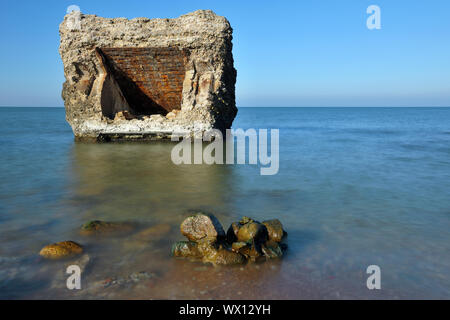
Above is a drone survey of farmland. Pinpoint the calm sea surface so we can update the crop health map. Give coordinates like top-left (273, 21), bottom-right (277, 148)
top-left (0, 107), bottom-right (449, 299)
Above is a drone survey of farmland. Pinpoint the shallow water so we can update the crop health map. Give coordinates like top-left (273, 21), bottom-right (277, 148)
top-left (0, 107), bottom-right (449, 299)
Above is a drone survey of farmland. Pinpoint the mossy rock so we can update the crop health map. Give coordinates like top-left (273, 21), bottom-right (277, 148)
top-left (180, 213), bottom-right (225, 242)
top-left (261, 240), bottom-right (284, 259)
top-left (262, 219), bottom-right (286, 242)
top-left (172, 241), bottom-right (203, 259)
top-left (39, 241), bottom-right (83, 259)
top-left (232, 241), bottom-right (263, 262)
top-left (227, 217), bottom-right (269, 245)
top-left (236, 221), bottom-right (268, 244)
top-left (204, 248), bottom-right (246, 265)
top-left (80, 220), bottom-right (134, 236)
top-left (231, 241), bottom-right (247, 252)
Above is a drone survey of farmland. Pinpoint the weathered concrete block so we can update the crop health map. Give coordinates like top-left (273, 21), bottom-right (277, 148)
top-left (59, 10), bottom-right (237, 141)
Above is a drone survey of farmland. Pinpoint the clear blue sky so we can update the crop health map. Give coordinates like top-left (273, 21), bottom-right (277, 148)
top-left (1, 0), bottom-right (449, 107)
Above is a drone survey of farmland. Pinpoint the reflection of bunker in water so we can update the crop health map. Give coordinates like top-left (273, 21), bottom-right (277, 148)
top-left (71, 142), bottom-right (235, 222)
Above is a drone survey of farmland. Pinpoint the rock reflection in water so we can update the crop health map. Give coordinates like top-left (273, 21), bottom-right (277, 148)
top-left (70, 142), bottom-right (236, 223)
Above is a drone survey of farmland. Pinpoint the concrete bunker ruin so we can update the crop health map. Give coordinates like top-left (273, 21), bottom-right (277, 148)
top-left (59, 10), bottom-right (237, 141)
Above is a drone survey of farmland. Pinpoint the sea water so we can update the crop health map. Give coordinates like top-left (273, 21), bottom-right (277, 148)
top-left (0, 107), bottom-right (449, 299)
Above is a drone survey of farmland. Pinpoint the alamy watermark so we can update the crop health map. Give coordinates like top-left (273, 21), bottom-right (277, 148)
top-left (66, 265), bottom-right (81, 290)
top-left (171, 129), bottom-right (279, 176)
top-left (366, 5), bottom-right (381, 30)
top-left (366, 265), bottom-right (381, 290)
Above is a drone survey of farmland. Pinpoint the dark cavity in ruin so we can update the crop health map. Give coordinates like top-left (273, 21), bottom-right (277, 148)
top-left (96, 47), bottom-right (188, 119)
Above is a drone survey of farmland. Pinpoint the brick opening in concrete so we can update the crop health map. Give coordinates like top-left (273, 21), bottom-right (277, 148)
top-left (97, 47), bottom-right (188, 119)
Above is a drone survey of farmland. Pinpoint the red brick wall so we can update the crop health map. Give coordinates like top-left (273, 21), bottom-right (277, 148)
top-left (99, 47), bottom-right (187, 115)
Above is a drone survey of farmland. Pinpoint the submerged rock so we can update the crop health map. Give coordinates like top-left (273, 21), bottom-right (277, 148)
top-left (231, 242), bottom-right (262, 262)
top-left (172, 241), bottom-right (203, 259)
top-left (39, 241), bottom-right (83, 259)
top-left (80, 220), bottom-right (134, 236)
top-left (129, 271), bottom-right (155, 283)
top-left (231, 241), bottom-right (247, 252)
top-left (180, 213), bottom-right (225, 242)
top-left (122, 223), bottom-right (173, 251)
top-left (134, 223), bottom-right (172, 241)
top-left (100, 271), bottom-right (157, 289)
top-left (67, 253), bottom-right (91, 272)
top-left (204, 248), bottom-right (246, 265)
top-left (261, 241), bottom-right (283, 259)
top-left (172, 240), bottom-right (245, 265)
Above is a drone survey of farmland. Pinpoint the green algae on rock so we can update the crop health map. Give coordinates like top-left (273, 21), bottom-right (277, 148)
top-left (39, 241), bottom-right (83, 259)
top-left (80, 220), bottom-right (134, 236)
top-left (172, 241), bottom-right (203, 259)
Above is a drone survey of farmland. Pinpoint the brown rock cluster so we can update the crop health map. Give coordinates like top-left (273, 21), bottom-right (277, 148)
top-left (172, 213), bottom-right (287, 265)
